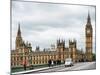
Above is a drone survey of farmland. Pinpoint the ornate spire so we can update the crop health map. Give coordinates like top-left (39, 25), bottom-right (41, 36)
top-left (87, 11), bottom-right (91, 25)
top-left (15, 23), bottom-right (22, 49)
top-left (17, 23), bottom-right (21, 37)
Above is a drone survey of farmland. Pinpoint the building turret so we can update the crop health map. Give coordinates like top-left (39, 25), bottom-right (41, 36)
top-left (57, 39), bottom-right (65, 63)
top-left (15, 23), bottom-right (23, 49)
top-left (69, 39), bottom-right (77, 62)
top-left (35, 46), bottom-right (40, 52)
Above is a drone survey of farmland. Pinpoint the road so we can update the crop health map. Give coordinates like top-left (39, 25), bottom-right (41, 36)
top-left (24, 62), bottom-right (96, 74)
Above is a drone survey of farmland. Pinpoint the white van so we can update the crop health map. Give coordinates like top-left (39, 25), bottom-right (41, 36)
top-left (65, 58), bottom-right (73, 67)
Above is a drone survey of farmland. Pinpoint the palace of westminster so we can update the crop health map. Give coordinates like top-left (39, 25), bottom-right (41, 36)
top-left (11, 12), bottom-right (93, 67)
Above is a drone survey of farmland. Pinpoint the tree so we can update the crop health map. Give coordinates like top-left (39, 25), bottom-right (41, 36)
top-left (92, 53), bottom-right (96, 61)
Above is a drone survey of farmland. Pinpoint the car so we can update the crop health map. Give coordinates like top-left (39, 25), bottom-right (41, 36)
top-left (64, 58), bottom-right (73, 67)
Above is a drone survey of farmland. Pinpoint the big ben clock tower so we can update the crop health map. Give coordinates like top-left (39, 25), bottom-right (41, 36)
top-left (85, 12), bottom-right (93, 62)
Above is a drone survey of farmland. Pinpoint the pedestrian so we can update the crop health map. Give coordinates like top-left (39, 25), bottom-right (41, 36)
top-left (23, 60), bottom-right (27, 70)
top-left (24, 64), bottom-right (26, 70)
top-left (49, 60), bottom-right (51, 67)
top-left (48, 60), bottom-right (50, 67)
top-left (48, 60), bottom-right (51, 67)
top-left (53, 61), bottom-right (55, 65)
top-left (51, 60), bottom-right (54, 67)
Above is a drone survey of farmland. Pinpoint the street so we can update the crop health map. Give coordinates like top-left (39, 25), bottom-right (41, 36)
top-left (24, 62), bottom-right (96, 74)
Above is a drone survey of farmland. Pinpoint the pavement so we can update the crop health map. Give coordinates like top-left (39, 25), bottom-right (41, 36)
top-left (11, 64), bottom-right (64, 75)
top-left (11, 62), bottom-right (96, 75)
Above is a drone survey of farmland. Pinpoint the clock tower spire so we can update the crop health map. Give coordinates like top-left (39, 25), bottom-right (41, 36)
top-left (85, 12), bottom-right (93, 62)
top-left (87, 11), bottom-right (91, 24)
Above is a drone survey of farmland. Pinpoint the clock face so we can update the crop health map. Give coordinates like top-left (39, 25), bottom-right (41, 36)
top-left (87, 29), bottom-right (90, 34)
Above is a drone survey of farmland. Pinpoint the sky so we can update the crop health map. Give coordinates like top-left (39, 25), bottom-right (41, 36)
top-left (12, 1), bottom-right (96, 53)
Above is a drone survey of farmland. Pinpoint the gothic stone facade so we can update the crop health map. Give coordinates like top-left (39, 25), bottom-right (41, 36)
top-left (11, 13), bottom-right (93, 68)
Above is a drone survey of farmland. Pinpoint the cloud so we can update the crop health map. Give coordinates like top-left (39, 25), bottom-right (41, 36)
top-left (12, 1), bottom-right (96, 53)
